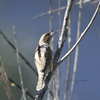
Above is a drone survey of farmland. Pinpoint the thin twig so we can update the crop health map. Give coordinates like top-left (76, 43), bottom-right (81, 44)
top-left (47, 81), bottom-right (51, 100)
top-left (33, 7), bottom-right (66, 19)
top-left (9, 78), bottom-right (35, 99)
top-left (33, 0), bottom-right (98, 20)
top-left (56, 0), bottom-right (62, 100)
top-left (53, 74), bottom-right (56, 100)
top-left (13, 26), bottom-right (27, 100)
top-left (64, 1), bottom-right (72, 99)
top-left (49, 0), bottom-right (53, 33)
top-left (0, 30), bottom-right (37, 76)
top-left (70, 0), bottom-right (83, 99)
top-left (57, 2), bottom-right (100, 67)
top-left (47, 0), bottom-right (54, 100)
top-left (75, 0), bottom-right (99, 5)
top-left (0, 57), bottom-right (15, 100)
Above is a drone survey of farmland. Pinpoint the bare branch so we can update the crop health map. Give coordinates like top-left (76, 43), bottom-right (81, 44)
top-left (53, 0), bottom-right (74, 71)
top-left (47, 81), bottom-right (51, 100)
top-left (33, 7), bottom-right (66, 19)
top-left (0, 30), bottom-right (37, 76)
top-left (33, 0), bottom-right (98, 20)
top-left (8, 78), bottom-right (35, 99)
top-left (53, 74), bottom-right (56, 100)
top-left (49, 0), bottom-right (53, 32)
top-left (13, 26), bottom-right (27, 100)
top-left (47, 0), bottom-right (54, 100)
top-left (0, 57), bottom-right (15, 100)
top-left (56, 0), bottom-right (62, 100)
top-left (57, 2), bottom-right (100, 67)
top-left (64, 5), bottom-right (72, 100)
top-left (75, 0), bottom-right (99, 5)
top-left (70, 0), bottom-right (83, 99)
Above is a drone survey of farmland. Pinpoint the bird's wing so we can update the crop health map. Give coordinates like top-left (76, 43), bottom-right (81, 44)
top-left (41, 46), bottom-right (52, 72)
top-left (34, 45), bottom-right (52, 72)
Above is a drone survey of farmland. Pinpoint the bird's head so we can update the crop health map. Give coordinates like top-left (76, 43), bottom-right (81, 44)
top-left (39, 30), bottom-right (60, 45)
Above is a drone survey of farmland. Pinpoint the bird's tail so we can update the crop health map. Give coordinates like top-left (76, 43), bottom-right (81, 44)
top-left (36, 72), bottom-right (45, 91)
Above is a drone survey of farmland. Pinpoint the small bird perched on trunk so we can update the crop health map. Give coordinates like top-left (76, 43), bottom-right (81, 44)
top-left (34, 30), bottom-right (59, 91)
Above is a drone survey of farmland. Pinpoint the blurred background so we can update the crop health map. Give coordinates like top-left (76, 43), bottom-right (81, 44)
top-left (0, 0), bottom-right (100, 100)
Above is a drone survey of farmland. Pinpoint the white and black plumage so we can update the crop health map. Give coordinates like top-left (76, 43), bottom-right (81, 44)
top-left (34, 32), bottom-right (56, 91)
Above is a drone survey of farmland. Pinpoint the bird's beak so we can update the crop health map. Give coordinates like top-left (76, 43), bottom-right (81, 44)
top-left (50, 29), bottom-right (61, 36)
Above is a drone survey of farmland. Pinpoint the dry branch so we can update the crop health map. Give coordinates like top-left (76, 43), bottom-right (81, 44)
top-left (0, 30), bottom-right (37, 76)
top-left (0, 57), bottom-right (15, 100)
top-left (8, 78), bottom-right (35, 99)
top-left (57, 1), bottom-right (100, 67)
top-left (64, 7), bottom-right (72, 100)
top-left (53, 0), bottom-right (74, 71)
top-left (33, 0), bottom-right (98, 20)
top-left (70, 0), bottom-right (83, 99)
top-left (13, 26), bottom-right (27, 100)
top-left (56, 0), bottom-right (62, 100)
top-left (47, 0), bottom-right (54, 99)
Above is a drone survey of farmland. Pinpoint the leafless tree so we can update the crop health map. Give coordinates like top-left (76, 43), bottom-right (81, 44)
top-left (0, 0), bottom-right (100, 100)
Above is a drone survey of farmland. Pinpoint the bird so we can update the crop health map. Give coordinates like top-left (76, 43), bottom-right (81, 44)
top-left (34, 31), bottom-right (59, 91)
